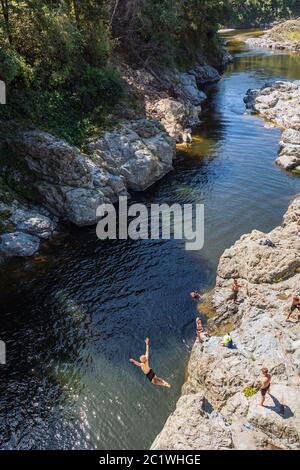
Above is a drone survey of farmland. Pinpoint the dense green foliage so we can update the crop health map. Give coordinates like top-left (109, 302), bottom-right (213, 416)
top-left (224, 0), bottom-right (300, 27)
top-left (112, 0), bottom-right (226, 68)
top-left (0, 1), bottom-right (124, 144)
top-left (0, 1), bottom-right (299, 145)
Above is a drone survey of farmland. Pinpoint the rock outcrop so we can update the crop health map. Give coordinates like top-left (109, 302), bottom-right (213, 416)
top-left (121, 62), bottom-right (227, 142)
top-left (1, 118), bottom-right (175, 259)
top-left (244, 81), bottom-right (300, 171)
top-left (12, 119), bottom-right (175, 227)
top-left (0, 198), bottom-right (57, 259)
top-left (246, 19), bottom-right (300, 52)
top-left (152, 195), bottom-right (300, 450)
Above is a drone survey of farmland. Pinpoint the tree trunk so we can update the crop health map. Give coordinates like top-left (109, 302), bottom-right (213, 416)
top-left (72, 0), bottom-right (81, 27)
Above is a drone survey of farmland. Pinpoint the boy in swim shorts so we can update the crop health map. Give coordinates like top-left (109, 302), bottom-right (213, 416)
top-left (129, 338), bottom-right (171, 388)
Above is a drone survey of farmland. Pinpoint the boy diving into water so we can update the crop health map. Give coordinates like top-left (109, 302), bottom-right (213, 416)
top-left (129, 338), bottom-right (171, 388)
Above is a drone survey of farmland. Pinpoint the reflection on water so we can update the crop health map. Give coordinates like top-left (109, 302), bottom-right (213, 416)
top-left (0, 31), bottom-right (299, 450)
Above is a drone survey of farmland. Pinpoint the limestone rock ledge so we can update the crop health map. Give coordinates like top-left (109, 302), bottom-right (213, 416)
top-left (244, 81), bottom-right (300, 172)
top-left (121, 62), bottom-right (229, 142)
top-left (11, 119), bottom-right (175, 227)
top-left (0, 119), bottom-right (175, 259)
top-left (152, 195), bottom-right (300, 450)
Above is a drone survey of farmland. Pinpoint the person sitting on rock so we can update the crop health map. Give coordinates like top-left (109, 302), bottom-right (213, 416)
top-left (129, 337), bottom-right (171, 388)
top-left (191, 290), bottom-right (201, 300)
top-left (228, 279), bottom-right (242, 303)
top-left (259, 238), bottom-right (276, 248)
top-left (196, 317), bottom-right (208, 342)
top-left (220, 333), bottom-right (234, 349)
top-left (259, 367), bottom-right (272, 406)
top-left (286, 293), bottom-right (300, 321)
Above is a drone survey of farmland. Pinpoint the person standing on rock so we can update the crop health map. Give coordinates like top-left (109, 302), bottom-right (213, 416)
top-left (286, 293), bottom-right (300, 321)
top-left (259, 368), bottom-right (272, 406)
top-left (129, 338), bottom-right (171, 388)
top-left (229, 279), bottom-right (242, 303)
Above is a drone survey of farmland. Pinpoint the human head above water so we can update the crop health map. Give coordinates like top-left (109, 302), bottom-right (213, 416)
top-left (140, 355), bottom-right (147, 363)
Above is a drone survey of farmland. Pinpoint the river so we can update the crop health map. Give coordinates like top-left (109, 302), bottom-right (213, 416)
top-left (0, 30), bottom-right (299, 450)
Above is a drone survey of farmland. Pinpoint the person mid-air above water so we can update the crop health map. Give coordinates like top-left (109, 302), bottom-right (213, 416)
top-left (129, 338), bottom-right (171, 388)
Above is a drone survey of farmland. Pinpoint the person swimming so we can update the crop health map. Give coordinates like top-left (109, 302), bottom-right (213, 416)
top-left (129, 338), bottom-right (171, 388)
top-left (286, 294), bottom-right (300, 321)
top-left (191, 291), bottom-right (201, 300)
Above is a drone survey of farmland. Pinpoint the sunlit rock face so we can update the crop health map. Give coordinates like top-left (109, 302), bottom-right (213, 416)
top-left (121, 58), bottom-right (227, 142)
top-left (246, 19), bottom-right (300, 53)
top-left (11, 120), bottom-right (175, 227)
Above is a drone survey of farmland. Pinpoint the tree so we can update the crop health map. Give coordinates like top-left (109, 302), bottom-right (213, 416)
top-left (0, 0), bottom-right (12, 44)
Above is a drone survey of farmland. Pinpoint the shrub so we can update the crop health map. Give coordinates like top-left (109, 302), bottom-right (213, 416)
top-left (243, 386), bottom-right (257, 398)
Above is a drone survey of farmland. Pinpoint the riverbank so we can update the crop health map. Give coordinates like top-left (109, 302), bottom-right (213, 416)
top-left (152, 194), bottom-right (300, 450)
top-left (0, 51), bottom-right (231, 261)
top-left (246, 19), bottom-right (300, 52)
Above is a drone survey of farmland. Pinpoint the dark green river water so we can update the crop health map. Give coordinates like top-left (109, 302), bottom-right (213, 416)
top-left (0, 30), bottom-right (299, 450)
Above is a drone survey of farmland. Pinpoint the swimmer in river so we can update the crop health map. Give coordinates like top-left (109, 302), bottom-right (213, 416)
top-left (129, 338), bottom-right (171, 388)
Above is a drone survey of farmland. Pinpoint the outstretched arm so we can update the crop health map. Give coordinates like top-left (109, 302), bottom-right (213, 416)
top-left (145, 337), bottom-right (149, 359)
top-left (129, 358), bottom-right (142, 367)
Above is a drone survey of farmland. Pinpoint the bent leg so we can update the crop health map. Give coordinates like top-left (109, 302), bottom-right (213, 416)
top-left (152, 376), bottom-right (171, 388)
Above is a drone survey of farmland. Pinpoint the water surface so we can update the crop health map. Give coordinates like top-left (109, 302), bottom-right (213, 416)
top-left (0, 31), bottom-right (299, 450)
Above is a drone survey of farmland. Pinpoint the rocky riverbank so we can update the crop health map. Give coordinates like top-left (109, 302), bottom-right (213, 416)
top-left (152, 195), bottom-right (300, 450)
top-left (246, 19), bottom-right (300, 52)
top-left (0, 119), bottom-right (175, 259)
top-left (244, 80), bottom-right (300, 172)
top-left (0, 52), bottom-right (232, 261)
